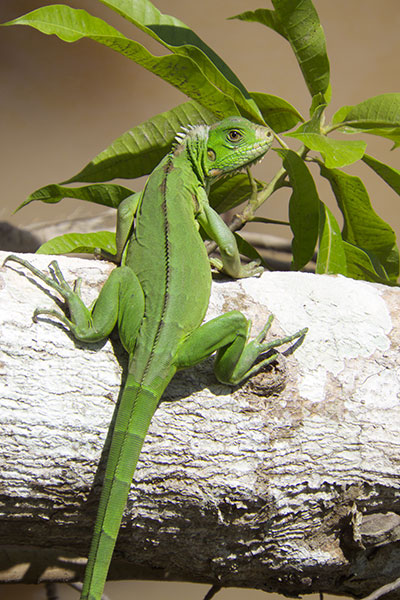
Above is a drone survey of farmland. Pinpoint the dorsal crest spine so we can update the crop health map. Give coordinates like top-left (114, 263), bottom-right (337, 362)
top-left (173, 123), bottom-right (210, 149)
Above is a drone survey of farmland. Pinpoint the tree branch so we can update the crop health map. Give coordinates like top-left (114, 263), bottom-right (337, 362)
top-left (1, 251), bottom-right (400, 598)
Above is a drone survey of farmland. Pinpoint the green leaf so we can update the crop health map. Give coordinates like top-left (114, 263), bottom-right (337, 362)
top-left (310, 88), bottom-right (332, 115)
top-left (17, 183), bottom-right (134, 211)
top-left (320, 165), bottom-right (397, 271)
top-left (250, 92), bottom-right (304, 132)
top-left (384, 245), bottom-right (400, 282)
top-left (276, 149), bottom-right (320, 270)
top-left (234, 233), bottom-right (267, 267)
top-left (230, 8), bottom-right (283, 35)
top-left (37, 231), bottom-right (116, 255)
top-left (209, 174), bottom-right (264, 214)
top-left (65, 101), bottom-right (216, 183)
top-left (231, 0), bottom-right (330, 98)
top-left (362, 154), bottom-right (400, 196)
top-left (368, 128), bottom-right (400, 148)
top-left (332, 93), bottom-right (400, 147)
top-left (296, 102), bottom-right (326, 133)
top-left (289, 132), bottom-right (366, 168)
top-left (2, 6), bottom-right (245, 122)
top-left (98, 0), bottom-right (262, 122)
top-left (342, 241), bottom-right (393, 283)
top-left (332, 105), bottom-right (351, 126)
top-left (316, 203), bottom-right (347, 275)
top-left (333, 93), bottom-right (400, 128)
top-left (289, 104), bottom-right (367, 167)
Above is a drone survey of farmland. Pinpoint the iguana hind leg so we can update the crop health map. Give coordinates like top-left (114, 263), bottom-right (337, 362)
top-left (175, 310), bottom-right (306, 385)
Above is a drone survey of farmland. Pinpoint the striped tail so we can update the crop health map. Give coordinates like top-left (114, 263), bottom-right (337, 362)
top-left (80, 373), bottom-right (161, 600)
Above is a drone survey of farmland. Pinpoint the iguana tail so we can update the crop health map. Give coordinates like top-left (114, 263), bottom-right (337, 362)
top-left (80, 373), bottom-right (161, 600)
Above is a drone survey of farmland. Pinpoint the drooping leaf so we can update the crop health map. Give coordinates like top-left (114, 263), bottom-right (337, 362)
top-left (98, 0), bottom-right (262, 122)
top-left (250, 92), bottom-right (304, 132)
top-left (362, 154), bottom-right (400, 196)
top-left (234, 233), bottom-right (267, 268)
top-left (37, 231), bottom-right (116, 255)
top-left (209, 174), bottom-right (265, 214)
top-left (332, 93), bottom-right (400, 147)
top-left (276, 149), bottom-right (320, 270)
top-left (64, 101), bottom-right (216, 183)
top-left (2, 6), bottom-right (245, 123)
top-left (316, 203), bottom-right (347, 275)
top-left (320, 165), bottom-right (397, 276)
top-left (288, 132), bottom-right (366, 168)
top-left (231, 0), bottom-right (330, 98)
top-left (367, 128), bottom-right (400, 148)
top-left (342, 241), bottom-right (393, 283)
top-left (384, 245), bottom-right (400, 282)
top-left (17, 183), bottom-right (135, 211)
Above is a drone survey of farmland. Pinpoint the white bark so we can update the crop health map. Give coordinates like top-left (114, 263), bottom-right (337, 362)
top-left (0, 251), bottom-right (399, 597)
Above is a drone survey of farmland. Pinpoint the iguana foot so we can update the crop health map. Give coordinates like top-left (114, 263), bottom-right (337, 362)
top-left (232, 318), bottom-right (308, 382)
top-left (210, 256), bottom-right (263, 278)
top-left (4, 254), bottom-right (82, 299)
top-left (4, 254), bottom-right (78, 328)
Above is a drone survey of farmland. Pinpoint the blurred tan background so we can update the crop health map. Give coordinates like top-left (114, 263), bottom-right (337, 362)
top-left (1, 0), bottom-right (399, 242)
top-left (0, 0), bottom-right (399, 598)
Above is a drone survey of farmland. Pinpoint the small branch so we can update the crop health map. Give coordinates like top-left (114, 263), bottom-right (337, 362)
top-left (203, 584), bottom-right (222, 600)
top-left (45, 583), bottom-right (59, 600)
top-left (362, 577), bottom-right (400, 600)
top-left (272, 131), bottom-right (290, 149)
top-left (68, 582), bottom-right (110, 600)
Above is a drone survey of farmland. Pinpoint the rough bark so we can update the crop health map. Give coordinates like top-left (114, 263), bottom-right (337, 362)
top-left (0, 251), bottom-right (399, 598)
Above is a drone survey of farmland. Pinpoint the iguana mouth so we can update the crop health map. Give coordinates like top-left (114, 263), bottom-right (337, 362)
top-left (208, 142), bottom-right (271, 179)
top-left (238, 142), bottom-right (271, 170)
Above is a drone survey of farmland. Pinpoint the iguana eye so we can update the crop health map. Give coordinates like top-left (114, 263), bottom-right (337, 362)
top-left (227, 129), bottom-right (242, 142)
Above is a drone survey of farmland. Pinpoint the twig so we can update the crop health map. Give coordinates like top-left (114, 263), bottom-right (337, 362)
top-left (362, 576), bottom-right (400, 600)
top-left (45, 583), bottom-right (59, 600)
top-left (203, 583), bottom-right (222, 600)
top-left (68, 581), bottom-right (111, 600)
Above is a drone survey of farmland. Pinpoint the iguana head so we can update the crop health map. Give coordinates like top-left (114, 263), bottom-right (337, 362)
top-left (173, 116), bottom-right (274, 184)
top-left (204, 117), bottom-right (273, 180)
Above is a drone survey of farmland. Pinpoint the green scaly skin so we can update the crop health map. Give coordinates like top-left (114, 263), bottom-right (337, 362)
top-left (4, 117), bottom-right (307, 600)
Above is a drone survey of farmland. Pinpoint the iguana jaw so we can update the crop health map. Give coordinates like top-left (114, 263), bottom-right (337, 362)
top-left (207, 140), bottom-right (270, 179)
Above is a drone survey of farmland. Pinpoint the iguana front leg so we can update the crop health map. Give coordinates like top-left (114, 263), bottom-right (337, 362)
top-left (98, 191), bottom-right (142, 264)
top-left (197, 193), bottom-right (263, 279)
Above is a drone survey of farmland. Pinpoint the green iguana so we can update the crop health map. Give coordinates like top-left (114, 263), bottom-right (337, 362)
top-left (5, 116), bottom-right (306, 600)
